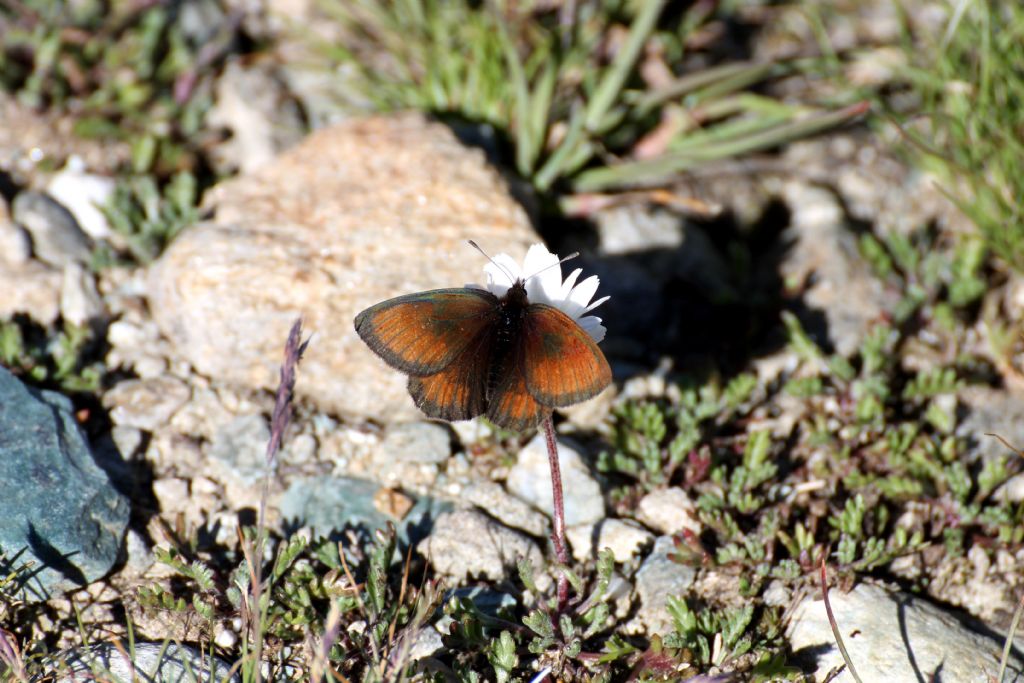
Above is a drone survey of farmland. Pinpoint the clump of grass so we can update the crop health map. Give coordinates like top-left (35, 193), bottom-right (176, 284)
top-left (319, 0), bottom-right (867, 196)
top-left (899, 2), bottom-right (1024, 272)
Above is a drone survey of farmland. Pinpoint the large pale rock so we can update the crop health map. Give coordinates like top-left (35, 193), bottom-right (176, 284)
top-left (149, 113), bottom-right (536, 421)
top-left (788, 581), bottom-right (1023, 682)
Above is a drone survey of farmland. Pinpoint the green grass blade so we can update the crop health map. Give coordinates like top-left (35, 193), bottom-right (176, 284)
top-left (573, 101), bottom-right (869, 191)
top-left (535, 106), bottom-right (586, 191)
top-left (583, 0), bottom-right (665, 133)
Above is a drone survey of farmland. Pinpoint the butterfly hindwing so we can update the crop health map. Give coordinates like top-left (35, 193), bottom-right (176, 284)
top-left (354, 288), bottom-right (498, 376)
top-left (408, 330), bottom-right (493, 422)
top-left (520, 304), bottom-right (612, 408)
top-left (485, 346), bottom-right (545, 431)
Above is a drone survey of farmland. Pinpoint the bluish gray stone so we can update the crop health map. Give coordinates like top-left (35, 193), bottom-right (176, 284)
top-left (0, 367), bottom-right (130, 601)
top-left (279, 476), bottom-right (449, 545)
top-left (208, 413), bottom-right (270, 487)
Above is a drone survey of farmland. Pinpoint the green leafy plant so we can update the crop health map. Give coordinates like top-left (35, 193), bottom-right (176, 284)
top-left (778, 313), bottom-right (1022, 563)
top-left (598, 372), bottom-right (757, 490)
top-left (0, 317), bottom-right (102, 392)
top-left (320, 0), bottom-right (867, 194)
top-left (100, 171), bottom-right (199, 264)
top-left (858, 227), bottom-right (986, 327)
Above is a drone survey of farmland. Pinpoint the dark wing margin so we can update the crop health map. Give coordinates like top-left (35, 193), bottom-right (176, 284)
top-left (520, 304), bottom-right (612, 408)
top-left (354, 288), bottom-right (497, 376)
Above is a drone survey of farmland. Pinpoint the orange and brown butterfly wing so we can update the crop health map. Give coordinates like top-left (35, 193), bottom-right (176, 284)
top-left (354, 288), bottom-right (498, 376)
top-left (408, 329), bottom-right (494, 422)
top-left (520, 304), bottom-right (612, 408)
top-left (485, 347), bottom-right (546, 431)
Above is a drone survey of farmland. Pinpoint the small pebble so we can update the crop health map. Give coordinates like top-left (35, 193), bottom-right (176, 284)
top-left (566, 518), bottom-right (654, 563)
top-left (636, 487), bottom-right (702, 536)
top-left (12, 190), bottom-right (92, 267)
top-left (418, 510), bottom-right (547, 588)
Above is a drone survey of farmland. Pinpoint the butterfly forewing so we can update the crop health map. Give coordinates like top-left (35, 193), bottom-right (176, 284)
top-left (521, 304), bottom-right (612, 407)
top-left (354, 288), bottom-right (498, 376)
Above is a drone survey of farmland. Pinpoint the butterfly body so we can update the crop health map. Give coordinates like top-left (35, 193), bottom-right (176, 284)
top-left (355, 279), bottom-right (611, 431)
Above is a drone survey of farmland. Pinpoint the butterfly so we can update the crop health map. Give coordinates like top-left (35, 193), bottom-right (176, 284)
top-left (354, 243), bottom-right (612, 431)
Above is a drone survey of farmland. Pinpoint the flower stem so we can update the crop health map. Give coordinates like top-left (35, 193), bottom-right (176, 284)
top-left (542, 414), bottom-right (570, 611)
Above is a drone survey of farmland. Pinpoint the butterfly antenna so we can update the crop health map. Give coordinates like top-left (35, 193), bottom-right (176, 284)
top-left (468, 240), bottom-right (517, 282)
top-left (524, 250), bottom-right (579, 282)
top-left (468, 240), bottom-right (580, 283)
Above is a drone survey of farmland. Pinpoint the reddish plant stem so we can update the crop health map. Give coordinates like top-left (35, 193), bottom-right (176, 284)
top-left (542, 414), bottom-right (570, 611)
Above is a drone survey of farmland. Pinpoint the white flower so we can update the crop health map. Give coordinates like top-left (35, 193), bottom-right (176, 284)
top-left (474, 243), bottom-right (610, 342)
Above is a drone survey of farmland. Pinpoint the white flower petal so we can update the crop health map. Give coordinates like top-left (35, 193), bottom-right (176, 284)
top-left (583, 295), bottom-right (610, 314)
top-left (522, 243), bottom-right (559, 276)
top-left (578, 316), bottom-right (606, 343)
top-left (484, 253), bottom-right (522, 295)
top-left (477, 242), bottom-right (610, 342)
top-left (571, 275), bottom-right (600, 304)
top-left (524, 250), bottom-right (563, 305)
top-left (559, 268), bottom-right (582, 299)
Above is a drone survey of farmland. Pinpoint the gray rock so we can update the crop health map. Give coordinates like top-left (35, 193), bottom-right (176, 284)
top-left (995, 472), bottom-right (1024, 504)
top-left (462, 480), bottom-right (549, 537)
top-left (787, 581), bottom-right (1023, 682)
top-left (12, 190), bottom-right (92, 267)
top-left (46, 642), bottom-right (238, 683)
top-left (60, 261), bottom-right (105, 326)
top-left (207, 413), bottom-right (271, 488)
top-left (958, 386), bottom-right (1024, 465)
top-left (111, 426), bottom-right (145, 459)
top-left (636, 487), bottom-right (702, 536)
top-left (506, 434), bottom-right (605, 527)
top-left (418, 510), bottom-right (546, 587)
top-left (379, 422), bottom-right (452, 464)
top-left (206, 59), bottom-right (304, 175)
top-left (123, 528), bottom-right (154, 574)
top-left (103, 377), bottom-right (191, 432)
top-left (0, 367), bottom-right (129, 601)
top-left (279, 476), bottom-right (446, 545)
top-left (147, 114), bottom-right (538, 422)
top-left (370, 422), bottom-right (452, 489)
top-left (595, 205), bottom-right (731, 297)
top-left (633, 536), bottom-right (697, 636)
top-left (405, 627), bottom-right (444, 662)
top-left (779, 181), bottom-right (896, 357)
